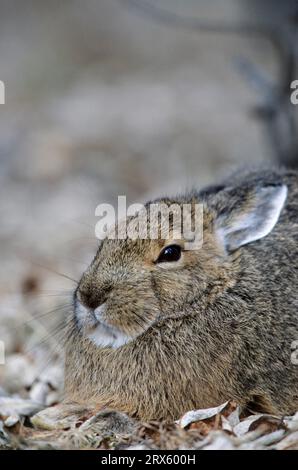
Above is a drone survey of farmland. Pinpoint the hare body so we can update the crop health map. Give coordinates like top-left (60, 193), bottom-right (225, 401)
top-left (65, 168), bottom-right (298, 420)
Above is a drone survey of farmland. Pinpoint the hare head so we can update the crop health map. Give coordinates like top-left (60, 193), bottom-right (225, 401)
top-left (74, 178), bottom-right (288, 349)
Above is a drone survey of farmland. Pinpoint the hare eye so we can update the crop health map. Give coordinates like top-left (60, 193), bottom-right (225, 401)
top-left (157, 245), bottom-right (181, 263)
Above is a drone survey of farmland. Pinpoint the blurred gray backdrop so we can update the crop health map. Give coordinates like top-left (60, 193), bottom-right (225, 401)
top-left (0, 0), bottom-right (297, 392)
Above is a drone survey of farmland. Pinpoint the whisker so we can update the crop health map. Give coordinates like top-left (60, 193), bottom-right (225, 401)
top-left (34, 352), bottom-right (63, 382)
top-left (24, 314), bottom-right (72, 356)
top-left (33, 263), bottom-right (79, 284)
top-left (59, 256), bottom-right (90, 267)
top-left (24, 292), bottom-right (73, 298)
top-left (17, 254), bottom-right (79, 284)
top-left (10, 303), bottom-right (74, 331)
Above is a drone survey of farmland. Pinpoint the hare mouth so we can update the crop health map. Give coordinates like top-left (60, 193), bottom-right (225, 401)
top-left (74, 300), bottom-right (132, 349)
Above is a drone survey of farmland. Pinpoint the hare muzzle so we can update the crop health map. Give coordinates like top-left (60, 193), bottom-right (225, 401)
top-left (75, 298), bottom-right (131, 349)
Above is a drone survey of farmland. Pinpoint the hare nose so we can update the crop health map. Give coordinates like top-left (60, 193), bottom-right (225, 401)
top-left (77, 289), bottom-right (108, 311)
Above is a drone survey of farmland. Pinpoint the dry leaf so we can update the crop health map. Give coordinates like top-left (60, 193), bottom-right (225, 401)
top-left (0, 421), bottom-right (10, 447)
top-left (31, 403), bottom-right (95, 430)
top-left (0, 396), bottom-right (43, 419)
top-left (275, 431), bottom-right (298, 450)
top-left (4, 414), bottom-right (20, 427)
top-left (179, 401), bottom-right (229, 428)
top-left (233, 414), bottom-right (281, 437)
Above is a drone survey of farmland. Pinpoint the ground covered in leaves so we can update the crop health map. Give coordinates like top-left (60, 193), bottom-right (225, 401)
top-left (1, 397), bottom-right (298, 450)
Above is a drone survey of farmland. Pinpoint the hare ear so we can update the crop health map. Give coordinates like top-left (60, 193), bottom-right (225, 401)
top-left (215, 184), bottom-right (288, 252)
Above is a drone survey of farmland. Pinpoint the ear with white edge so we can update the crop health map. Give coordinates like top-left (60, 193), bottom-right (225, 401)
top-left (216, 184), bottom-right (288, 252)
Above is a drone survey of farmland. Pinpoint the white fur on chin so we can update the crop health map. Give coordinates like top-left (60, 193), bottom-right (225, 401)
top-left (88, 323), bottom-right (131, 349)
top-left (75, 301), bottom-right (131, 349)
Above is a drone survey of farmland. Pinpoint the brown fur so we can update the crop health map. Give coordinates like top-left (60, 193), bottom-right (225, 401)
top-left (65, 168), bottom-right (298, 420)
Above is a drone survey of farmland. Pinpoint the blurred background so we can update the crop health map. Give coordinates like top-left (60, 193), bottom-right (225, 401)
top-left (0, 0), bottom-right (297, 405)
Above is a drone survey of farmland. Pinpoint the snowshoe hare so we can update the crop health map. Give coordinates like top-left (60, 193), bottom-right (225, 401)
top-left (65, 167), bottom-right (298, 420)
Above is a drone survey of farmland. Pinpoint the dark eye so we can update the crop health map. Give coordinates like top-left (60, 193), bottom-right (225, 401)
top-left (156, 244), bottom-right (182, 263)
